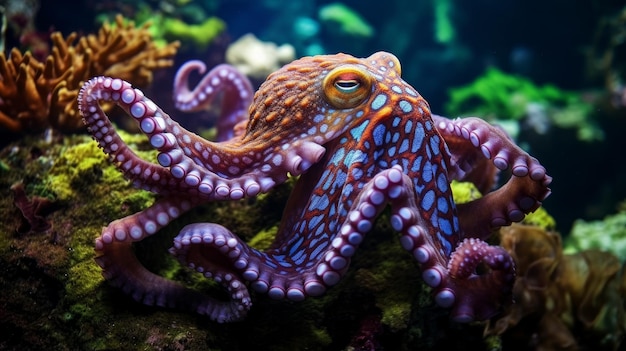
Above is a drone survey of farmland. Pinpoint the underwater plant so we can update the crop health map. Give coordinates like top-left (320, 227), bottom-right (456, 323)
top-left (564, 205), bottom-right (626, 262)
top-left (487, 224), bottom-right (626, 350)
top-left (318, 2), bottom-right (374, 38)
top-left (445, 67), bottom-right (601, 141)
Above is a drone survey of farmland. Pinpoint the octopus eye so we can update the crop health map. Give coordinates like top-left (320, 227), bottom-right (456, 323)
top-left (335, 79), bottom-right (360, 93)
top-left (322, 66), bottom-right (372, 109)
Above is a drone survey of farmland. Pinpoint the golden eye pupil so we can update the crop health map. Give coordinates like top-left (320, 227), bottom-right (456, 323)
top-left (335, 80), bottom-right (360, 93)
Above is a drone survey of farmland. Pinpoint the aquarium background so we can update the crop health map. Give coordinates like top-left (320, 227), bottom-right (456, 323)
top-left (24, 0), bottom-right (624, 232)
top-left (1, 0), bottom-right (625, 350)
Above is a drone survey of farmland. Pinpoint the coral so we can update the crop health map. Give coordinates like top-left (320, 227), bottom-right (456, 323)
top-left (445, 67), bottom-right (601, 141)
top-left (10, 181), bottom-right (56, 234)
top-left (486, 224), bottom-right (626, 350)
top-left (225, 33), bottom-right (296, 81)
top-left (564, 208), bottom-right (626, 261)
top-left (0, 14), bottom-right (179, 134)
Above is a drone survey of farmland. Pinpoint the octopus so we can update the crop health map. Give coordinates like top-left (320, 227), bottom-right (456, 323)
top-left (78, 51), bottom-right (552, 323)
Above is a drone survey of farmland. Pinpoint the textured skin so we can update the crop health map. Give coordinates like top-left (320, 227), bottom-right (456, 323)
top-left (78, 52), bottom-right (552, 323)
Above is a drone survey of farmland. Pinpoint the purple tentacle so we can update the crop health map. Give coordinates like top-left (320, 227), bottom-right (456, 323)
top-left (173, 61), bottom-right (253, 141)
top-left (433, 115), bottom-right (552, 239)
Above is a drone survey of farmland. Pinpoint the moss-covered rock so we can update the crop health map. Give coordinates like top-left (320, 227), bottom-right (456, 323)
top-left (0, 133), bottom-right (498, 350)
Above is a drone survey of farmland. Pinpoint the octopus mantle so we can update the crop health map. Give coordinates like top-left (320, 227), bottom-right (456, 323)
top-left (78, 51), bottom-right (552, 323)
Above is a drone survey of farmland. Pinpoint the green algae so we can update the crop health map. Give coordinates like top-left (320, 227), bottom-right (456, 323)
top-left (97, 6), bottom-right (226, 52)
top-left (521, 205), bottom-right (557, 230)
top-left (445, 67), bottom-right (601, 141)
top-left (248, 225), bottom-right (279, 251)
top-left (354, 248), bottom-right (419, 332)
top-left (155, 16), bottom-right (226, 51)
top-left (564, 207), bottom-right (626, 261)
top-left (318, 3), bottom-right (374, 38)
top-left (434, 0), bottom-right (455, 44)
top-left (451, 180), bottom-right (483, 204)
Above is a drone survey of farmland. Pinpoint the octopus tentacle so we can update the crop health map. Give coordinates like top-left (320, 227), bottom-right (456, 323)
top-left (95, 196), bottom-right (250, 322)
top-left (79, 77), bottom-right (325, 201)
top-left (80, 51), bottom-right (552, 325)
top-left (433, 115), bottom-right (552, 239)
top-left (444, 238), bottom-right (515, 322)
top-left (173, 62), bottom-right (253, 141)
top-left (170, 166), bottom-right (461, 320)
top-left (79, 83), bottom-right (180, 192)
top-left (379, 166), bottom-right (515, 322)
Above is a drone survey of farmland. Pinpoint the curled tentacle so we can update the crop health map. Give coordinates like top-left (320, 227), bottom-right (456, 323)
top-left (444, 238), bottom-right (516, 322)
top-left (173, 62), bottom-right (253, 141)
top-left (433, 115), bottom-right (552, 239)
top-left (79, 76), bottom-right (324, 201)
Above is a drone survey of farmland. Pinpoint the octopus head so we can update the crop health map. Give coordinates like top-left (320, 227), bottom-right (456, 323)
top-left (243, 52), bottom-right (426, 144)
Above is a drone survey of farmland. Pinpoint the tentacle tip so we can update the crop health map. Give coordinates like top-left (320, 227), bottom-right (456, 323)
top-left (542, 175), bottom-right (553, 187)
top-left (289, 141), bottom-right (326, 175)
top-left (541, 189), bottom-right (552, 201)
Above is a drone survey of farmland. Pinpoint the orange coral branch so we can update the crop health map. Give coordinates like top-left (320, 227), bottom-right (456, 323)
top-left (0, 14), bottom-right (180, 134)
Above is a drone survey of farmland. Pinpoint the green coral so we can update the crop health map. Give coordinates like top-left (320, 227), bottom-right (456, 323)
top-left (521, 206), bottom-right (557, 230)
top-left (564, 209), bottom-right (626, 261)
top-left (450, 180), bottom-right (483, 204)
top-left (99, 5), bottom-right (225, 51)
top-left (318, 2), bottom-right (374, 38)
top-left (446, 67), bottom-right (601, 141)
top-left (152, 16), bottom-right (226, 51)
top-left (434, 0), bottom-right (455, 44)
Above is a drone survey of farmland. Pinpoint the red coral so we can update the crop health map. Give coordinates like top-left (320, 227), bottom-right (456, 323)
top-left (10, 182), bottom-right (56, 234)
